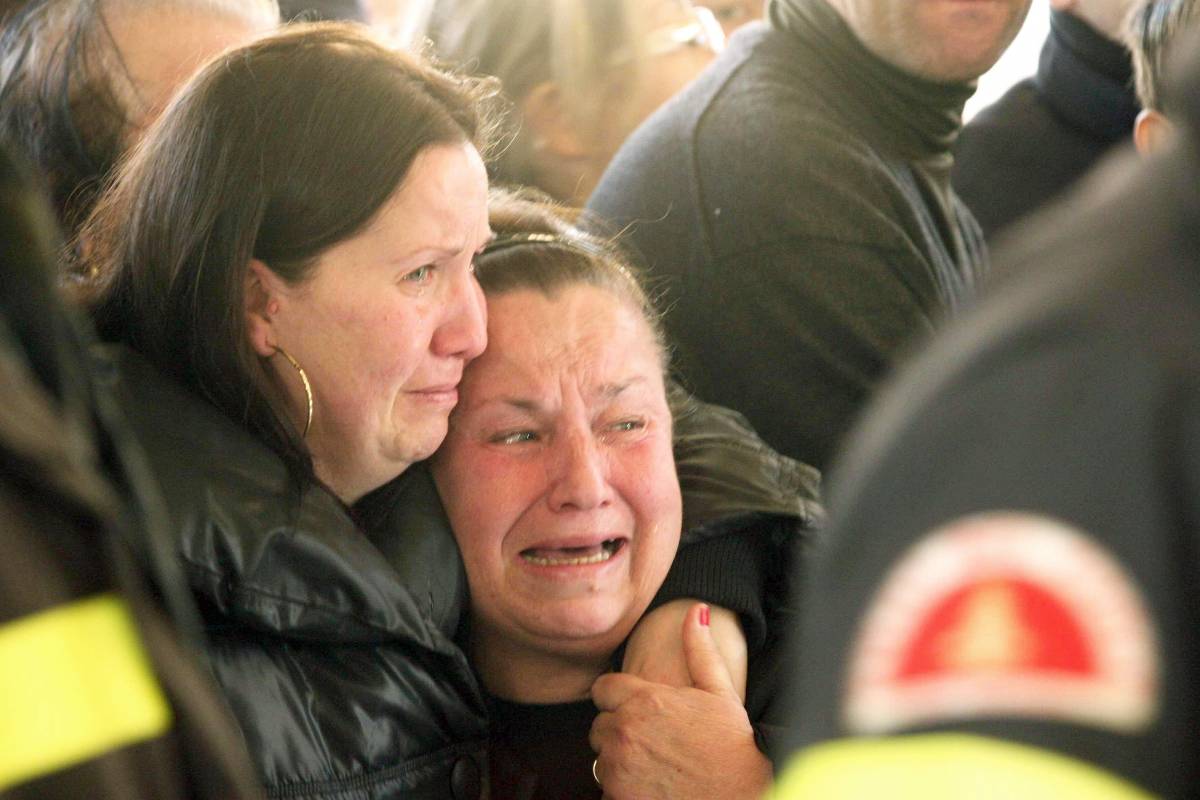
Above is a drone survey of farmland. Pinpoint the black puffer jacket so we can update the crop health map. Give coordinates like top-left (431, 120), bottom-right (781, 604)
top-left (108, 347), bottom-right (486, 799)
top-left (106, 348), bottom-right (820, 799)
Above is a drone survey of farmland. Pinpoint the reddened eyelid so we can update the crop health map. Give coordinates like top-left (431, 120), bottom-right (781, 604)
top-left (401, 264), bottom-right (436, 283)
top-left (490, 429), bottom-right (541, 445)
top-left (599, 417), bottom-right (649, 439)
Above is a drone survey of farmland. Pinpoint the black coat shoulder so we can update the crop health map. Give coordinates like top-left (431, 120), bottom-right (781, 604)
top-left (105, 348), bottom-right (490, 799)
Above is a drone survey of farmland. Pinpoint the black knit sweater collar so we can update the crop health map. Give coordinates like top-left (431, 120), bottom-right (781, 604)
top-left (768, 0), bottom-right (975, 168)
top-left (1035, 10), bottom-right (1139, 142)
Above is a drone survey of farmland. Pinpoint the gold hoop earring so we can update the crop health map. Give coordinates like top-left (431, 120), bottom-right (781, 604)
top-left (274, 346), bottom-right (313, 438)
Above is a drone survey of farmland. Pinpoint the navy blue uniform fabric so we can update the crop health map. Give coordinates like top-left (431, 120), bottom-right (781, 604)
top-left (775, 40), bottom-right (1200, 796)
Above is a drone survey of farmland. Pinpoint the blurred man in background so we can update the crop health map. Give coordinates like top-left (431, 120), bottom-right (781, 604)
top-left (588, 0), bottom-right (1030, 471)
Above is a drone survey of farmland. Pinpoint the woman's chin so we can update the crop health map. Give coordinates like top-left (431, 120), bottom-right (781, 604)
top-left (382, 413), bottom-right (452, 469)
top-left (520, 599), bottom-right (640, 649)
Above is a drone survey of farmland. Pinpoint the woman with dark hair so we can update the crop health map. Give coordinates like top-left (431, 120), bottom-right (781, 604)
top-left (75, 22), bottom-right (812, 800)
top-left (435, 192), bottom-right (817, 799)
top-left (0, 0), bottom-right (277, 235)
top-left (76, 22), bottom-right (497, 798)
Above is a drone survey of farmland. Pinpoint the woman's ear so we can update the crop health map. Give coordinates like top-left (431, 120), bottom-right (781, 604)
top-left (245, 258), bottom-right (280, 358)
top-left (521, 82), bottom-right (593, 160)
top-left (1134, 109), bottom-right (1174, 156)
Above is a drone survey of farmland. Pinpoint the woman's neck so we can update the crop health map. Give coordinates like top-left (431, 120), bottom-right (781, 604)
top-left (471, 625), bottom-right (612, 704)
top-left (313, 448), bottom-right (411, 506)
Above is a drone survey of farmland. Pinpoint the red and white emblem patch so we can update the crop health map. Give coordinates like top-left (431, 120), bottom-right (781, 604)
top-left (844, 513), bottom-right (1158, 735)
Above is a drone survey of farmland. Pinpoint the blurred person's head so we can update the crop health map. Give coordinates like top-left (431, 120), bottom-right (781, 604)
top-left (365, 0), bottom-right (435, 46)
top-left (1126, 0), bottom-right (1198, 154)
top-left (0, 0), bottom-right (31, 26)
top-left (0, 0), bottom-right (278, 234)
top-left (435, 0), bottom-right (723, 206)
top-left (1050, 0), bottom-right (1141, 38)
top-left (698, 0), bottom-right (763, 36)
top-left (80, 23), bottom-right (501, 503)
top-left (825, 0), bottom-right (1033, 83)
top-left (433, 192), bottom-right (681, 701)
top-left (278, 0), bottom-right (367, 23)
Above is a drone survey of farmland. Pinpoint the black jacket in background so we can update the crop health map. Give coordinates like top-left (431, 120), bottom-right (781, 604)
top-left (106, 346), bottom-right (491, 800)
top-left (588, 0), bottom-right (983, 472)
top-left (953, 9), bottom-right (1140, 242)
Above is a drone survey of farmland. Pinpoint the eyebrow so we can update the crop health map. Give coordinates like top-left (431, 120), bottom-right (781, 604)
top-left (490, 378), bottom-right (648, 414)
top-left (388, 233), bottom-right (493, 268)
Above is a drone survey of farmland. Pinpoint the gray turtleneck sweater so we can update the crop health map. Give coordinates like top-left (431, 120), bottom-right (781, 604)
top-left (587, 0), bottom-right (984, 471)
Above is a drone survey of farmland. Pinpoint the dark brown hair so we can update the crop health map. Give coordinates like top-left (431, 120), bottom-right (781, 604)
top-left (78, 22), bottom-right (501, 485)
top-left (478, 188), bottom-right (669, 367)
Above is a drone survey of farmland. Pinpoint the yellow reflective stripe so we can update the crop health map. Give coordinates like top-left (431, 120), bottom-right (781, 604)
top-left (771, 734), bottom-right (1156, 800)
top-left (0, 594), bottom-right (173, 789)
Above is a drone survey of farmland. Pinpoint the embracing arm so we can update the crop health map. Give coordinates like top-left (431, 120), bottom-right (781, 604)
top-left (623, 386), bottom-right (821, 694)
top-left (624, 598), bottom-right (749, 700)
top-left (594, 604), bottom-right (773, 800)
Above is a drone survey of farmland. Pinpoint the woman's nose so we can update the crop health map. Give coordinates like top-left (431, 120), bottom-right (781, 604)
top-left (433, 268), bottom-right (487, 361)
top-left (547, 432), bottom-right (612, 512)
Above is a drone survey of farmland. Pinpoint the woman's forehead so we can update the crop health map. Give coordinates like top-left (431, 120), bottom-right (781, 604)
top-left (341, 143), bottom-right (490, 261)
top-left (486, 286), bottom-right (652, 355)
top-left (462, 286), bottom-right (665, 405)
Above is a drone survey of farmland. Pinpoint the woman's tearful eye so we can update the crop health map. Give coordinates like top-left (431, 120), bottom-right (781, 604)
top-left (611, 419), bottom-right (645, 433)
top-left (491, 429), bottom-right (539, 445)
top-left (402, 264), bottom-right (435, 285)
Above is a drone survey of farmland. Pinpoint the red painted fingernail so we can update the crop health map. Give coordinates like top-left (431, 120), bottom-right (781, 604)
top-left (699, 605), bottom-right (710, 627)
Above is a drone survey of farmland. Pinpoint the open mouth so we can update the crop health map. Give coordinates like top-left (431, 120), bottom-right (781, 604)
top-left (520, 538), bottom-right (626, 567)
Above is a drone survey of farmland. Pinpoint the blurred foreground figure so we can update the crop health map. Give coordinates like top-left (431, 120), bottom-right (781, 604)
top-left (954, 0), bottom-right (1141, 241)
top-left (0, 144), bottom-right (261, 799)
top-left (589, 0), bottom-right (1030, 471)
top-left (773, 29), bottom-right (1200, 800)
top-left (0, 0), bottom-right (277, 235)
